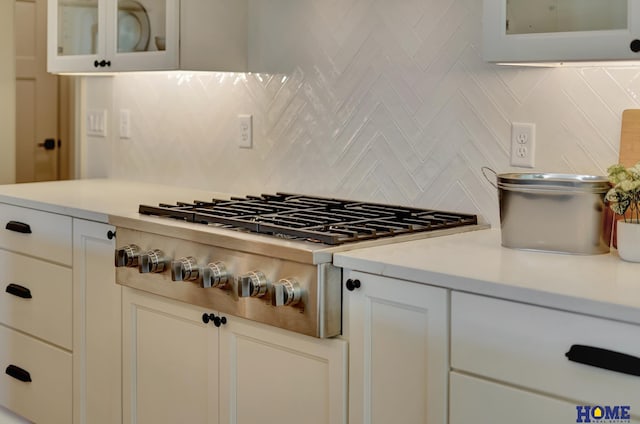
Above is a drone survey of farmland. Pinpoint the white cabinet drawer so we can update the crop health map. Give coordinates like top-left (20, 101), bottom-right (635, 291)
top-left (0, 325), bottom-right (72, 424)
top-left (0, 204), bottom-right (72, 265)
top-left (451, 292), bottom-right (640, 411)
top-left (0, 251), bottom-right (72, 349)
top-left (449, 372), bottom-right (636, 424)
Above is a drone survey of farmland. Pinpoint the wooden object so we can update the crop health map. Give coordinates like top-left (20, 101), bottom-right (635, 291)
top-left (619, 109), bottom-right (640, 167)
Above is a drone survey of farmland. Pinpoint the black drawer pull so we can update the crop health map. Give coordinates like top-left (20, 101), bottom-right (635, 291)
top-left (566, 344), bottom-right (640, 377)
top-left (5, 221), bottom-right (32, 234)
top-left (5, 365), bottom-right (32, 382)
top-left (345, 279), bottom-right (361, 291)
top-left (5, 283), bottom-right (32, 299)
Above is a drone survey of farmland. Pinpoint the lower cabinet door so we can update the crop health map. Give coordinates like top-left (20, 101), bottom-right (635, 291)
top-left (122, 288), bottom-right (219, 424)
top-left (0, 404), bottom-right (30, 423)
top-left (219, 317), bottom-right (347, 424)
top-left (345, 271), bottom-right (449, 424)
top-left (73, 219), bottom-right (120, 424)
top-left (450, 372), bottom-right (638, 424)
top-left (0, 325), bottom-right (72, 424)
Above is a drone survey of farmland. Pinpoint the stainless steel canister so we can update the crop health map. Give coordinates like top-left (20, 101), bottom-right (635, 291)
top-left (494, 172), bottom-right (611, 255)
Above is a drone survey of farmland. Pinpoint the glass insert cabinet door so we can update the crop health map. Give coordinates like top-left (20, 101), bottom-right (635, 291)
top-left (47, 0), bottom-right (179, 73)
top-left (483, 0), bottom-right (640, 63)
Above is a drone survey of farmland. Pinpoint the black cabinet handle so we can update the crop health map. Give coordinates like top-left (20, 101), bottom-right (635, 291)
top-left (631, 39), bottom-right (640, 53)
top-left (566, 344), bottom-right (640, 377)
top-left (202, 313), bottom-right (215, 324)
top-left (93, 60), bottom-right (112, 68)
top-left (213, 315), bottom-right (227, 328)
top-left (345, 279), bottom-right (361, 291)
top-left (5, 365), bottom-right (32, 383)
top-left (202, 313), bottom-right (227, 327)
top-left (107, 230), bottom-right (116, 240)
top-left (5, 283), bottom-right (32, 299)
top-left (5, 221), bottom-right (32, 234)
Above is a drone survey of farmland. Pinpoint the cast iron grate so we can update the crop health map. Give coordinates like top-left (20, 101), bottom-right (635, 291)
top-left (139, 193), bottom-right (478, 245)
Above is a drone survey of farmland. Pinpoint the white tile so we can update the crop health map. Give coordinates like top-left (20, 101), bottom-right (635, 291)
top-left (92, 0), bottom-right (640, 228)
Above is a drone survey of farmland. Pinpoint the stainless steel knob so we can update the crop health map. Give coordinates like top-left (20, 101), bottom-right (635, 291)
top-left (115, 244), bottom-right (141, 267)
top-left (202, 261), bottom-right (229, 289)
top-left (271, 278), bottom-right (302, 307)
top-left (237, 271), bottom-right (268, 298)
top-left (139, 249), bottom-right (170, 273)
top-left (171, 257), bottom-right (200, 282)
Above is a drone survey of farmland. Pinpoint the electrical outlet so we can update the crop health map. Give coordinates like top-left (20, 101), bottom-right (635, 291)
top-left (119, 109), bottom-right (131, 139)
top-left (510, 122), bottom-right (536, 168)
top-left (238, 114), bottom-right (252, 148)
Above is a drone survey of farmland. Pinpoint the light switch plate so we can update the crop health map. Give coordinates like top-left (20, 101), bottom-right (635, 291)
top-left (87, 110), bottom-right (107, 137)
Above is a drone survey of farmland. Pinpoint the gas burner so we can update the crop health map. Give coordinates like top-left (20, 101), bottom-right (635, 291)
top-left (139, 193), bottom-right (478, 245)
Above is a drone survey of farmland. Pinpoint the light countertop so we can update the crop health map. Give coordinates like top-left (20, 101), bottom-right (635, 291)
top-left (334, 228), bottom-right (640, 325)
top-left (2, 179), bottom-right (638, 325)
top-left (0, 179), bottom-right (229, 222)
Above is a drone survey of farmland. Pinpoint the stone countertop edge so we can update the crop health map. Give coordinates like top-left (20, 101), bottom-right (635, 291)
top-left (334, 229), bottom-right (640, 326)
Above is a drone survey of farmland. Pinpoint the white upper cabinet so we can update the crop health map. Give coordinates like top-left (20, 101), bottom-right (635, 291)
top-left (47, 0), bottom-right (248, 73)
top-left (483, 0), bottom-right (640, 63)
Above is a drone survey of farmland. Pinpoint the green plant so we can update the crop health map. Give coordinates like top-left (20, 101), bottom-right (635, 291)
top-left (606, 162), bottom-right (640, 222)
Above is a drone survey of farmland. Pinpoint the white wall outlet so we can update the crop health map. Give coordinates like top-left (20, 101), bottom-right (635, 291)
top-left (510, 122), bottom-right (536, 168)
top-left (119, 109), bottom-right (131, 139)
top-left (87, 110), bottom-right (107, 137)
top-left (238, 114), bottom-right (253, 148)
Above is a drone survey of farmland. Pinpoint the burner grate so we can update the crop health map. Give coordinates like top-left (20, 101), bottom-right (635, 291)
top-left (139, 193), bottom-right (478, 245)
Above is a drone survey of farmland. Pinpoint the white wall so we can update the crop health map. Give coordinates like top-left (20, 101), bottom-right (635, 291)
top-left (0, 2), bottom-right (15, 184)
top-left (83, 0), bottom-right (640, 227)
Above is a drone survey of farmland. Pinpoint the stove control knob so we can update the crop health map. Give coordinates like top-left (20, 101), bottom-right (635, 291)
top-left (202, 261), bottom-right (229, 289)
top-left (237, 271), bottom-right (268, 298)
top-left (115, 244), bottom-right (141, 267)
top-left (271, 278), bottom-right (302, 307)
top-left (139, 249), bottom-right (170, 273)
top-left (171, 257), bottom-right (200, 282)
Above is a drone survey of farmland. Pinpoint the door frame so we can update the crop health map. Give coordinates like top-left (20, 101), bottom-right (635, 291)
top-left (1, 2), bottom-right (15, 184)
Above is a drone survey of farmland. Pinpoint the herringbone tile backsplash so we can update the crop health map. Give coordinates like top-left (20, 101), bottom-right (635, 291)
top-left (85, 0), bottom-right (640, 227)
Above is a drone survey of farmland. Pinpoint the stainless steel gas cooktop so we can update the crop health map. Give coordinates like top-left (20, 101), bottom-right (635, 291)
top-left (113, 192), bottom-right (483, 338)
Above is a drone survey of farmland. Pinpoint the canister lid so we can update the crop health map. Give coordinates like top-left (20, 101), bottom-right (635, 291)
top-left (497, 173), bottom-right (611, 192)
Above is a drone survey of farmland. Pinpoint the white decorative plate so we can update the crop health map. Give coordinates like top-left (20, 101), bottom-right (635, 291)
top-left (117, 0), bottom-right (150, 52)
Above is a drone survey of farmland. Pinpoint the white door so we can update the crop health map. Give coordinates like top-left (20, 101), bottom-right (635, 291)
top-left (122, 288), bottom-right (219, 424)
top-left (345, 271), bottom-right (449, 424)
top-left (219, 317), bottom-right (347, 424)
top-left (15, 0), bottom-right (60, 182)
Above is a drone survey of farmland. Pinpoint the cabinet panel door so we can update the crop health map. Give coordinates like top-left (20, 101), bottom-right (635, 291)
top-left (219, 317), bottom-right (347, 424)
top-left (47, 0), bottom-right (106, 73)
top-left (0, 324), bottom-right (72, 424)
top-left (73, 220), bottom-right (121, 424)
top-left (0, 250), bottom-right (72, 349)
top-left (451, 292), bottom-right (640, 414)
top-left (0, 203), bottom-right (72, 265)
top-left (106, 0), bottom-right (179, 72)
top-left (123, 288), bottom-right (218, 424)
top-left (450, 372), bottom-right (585, 424)
top-left (483, 0), bottom-right (640, 62)
top-left (48, 0), bottom-right (179, 73)
top-left (345, 271), bottom-right (448, 424)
